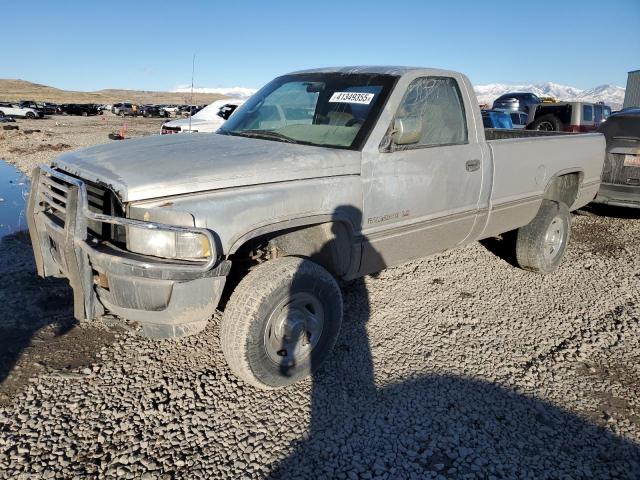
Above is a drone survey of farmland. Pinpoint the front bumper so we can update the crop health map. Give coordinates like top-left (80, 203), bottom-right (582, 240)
top-left (27, 165), bottom-right (228, 338)
top-left (593, 183), bottom-right (640, 209)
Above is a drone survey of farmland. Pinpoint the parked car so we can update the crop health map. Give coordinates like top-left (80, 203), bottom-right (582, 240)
top-left (41, 102), bottom-right (59, 115)
top-left (161, 99), bottom-right (245, 134)
top-left (18, 101), bottom-right (46, 117)
top-left (178, 105), bottom-right (205, 117)
top-left (139, 105), bottom-right (162, 117)
top-left (159, 105), bottom-right (180, 117)
top-left (27, 66), bottom-right (604, 389)
top-left (112, 102), bottom-right (137, 116)
top-left (593, 108), bottom-right (640, 208)
top-left (527, 101), bottom-right (611, 132)
top-left (0, 102), bottom-right (42, 119)
top-left (492, 92), bottom-right (541, 113)
top-left (59, 104), bottom-right (101, 116)
top-left (508, 111), bottom-right (530, 129)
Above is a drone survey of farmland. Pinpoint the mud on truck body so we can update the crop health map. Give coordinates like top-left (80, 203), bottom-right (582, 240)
top-left (28, 66), bottom-right (605, 388)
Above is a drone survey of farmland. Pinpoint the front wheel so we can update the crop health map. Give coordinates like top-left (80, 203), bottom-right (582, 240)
top-left (25, 112), bottom-right (36, 119)
top-left (220, 257), bottom-right (343, 389)
top-left (516, 200), bottom-right (571, 274)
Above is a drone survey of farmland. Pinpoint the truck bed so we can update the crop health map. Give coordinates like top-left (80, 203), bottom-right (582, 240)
top-left (478, 130), bottom-right (605, 239)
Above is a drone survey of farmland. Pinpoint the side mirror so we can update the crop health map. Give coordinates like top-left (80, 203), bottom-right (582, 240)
top-left (392, 117), bottom-right (422, 145)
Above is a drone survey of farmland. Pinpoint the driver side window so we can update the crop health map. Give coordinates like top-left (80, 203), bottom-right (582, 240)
top-left (395, 77), bottom-right (468, 148)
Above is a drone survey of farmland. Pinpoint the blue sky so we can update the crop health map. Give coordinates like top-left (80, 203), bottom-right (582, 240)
top-left (2, 0), bottom-right (638, 91)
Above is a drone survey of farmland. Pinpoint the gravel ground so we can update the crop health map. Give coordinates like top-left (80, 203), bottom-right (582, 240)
top-left (0, 118), bottom-right (639, 478)
top-left (0, 113), bottom-right (164, 174)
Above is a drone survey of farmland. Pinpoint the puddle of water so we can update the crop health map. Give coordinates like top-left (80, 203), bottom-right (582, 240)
top-left (0, 160), bottom-right (30, 238)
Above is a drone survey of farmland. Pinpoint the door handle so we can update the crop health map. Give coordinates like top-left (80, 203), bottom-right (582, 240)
top-left (466, 159), bottom-right (481, 172)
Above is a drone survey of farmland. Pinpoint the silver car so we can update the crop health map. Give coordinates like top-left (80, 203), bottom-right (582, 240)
top-left (493, 92), bottom-right (541, 113)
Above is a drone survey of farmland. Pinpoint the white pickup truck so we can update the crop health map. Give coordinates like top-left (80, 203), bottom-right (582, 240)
top-left (28, 66), bottom-right (605, 388)
top-left (160, 99), bottom-right (245, 134)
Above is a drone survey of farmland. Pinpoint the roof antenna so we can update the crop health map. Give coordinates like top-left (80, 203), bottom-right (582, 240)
top-left (189, 53), bottom-right (196, 132)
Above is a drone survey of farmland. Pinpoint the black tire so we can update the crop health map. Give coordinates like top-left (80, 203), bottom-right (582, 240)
top-left (531, 114), bottom-right (563, 132)
top-left (82, 111), bottom-right (88, 117)
top-left (25, 112), bottom-right (36, 119)
top-left (120, 111), bottom-right (126, 117)
top-left (221, 257), bottom-right (343, 389)
top-left (516, 200), bottom-right (571, 274)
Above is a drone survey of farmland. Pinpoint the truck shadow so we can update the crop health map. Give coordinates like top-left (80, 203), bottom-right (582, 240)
top-left (269, 207), bottom-right (640, 479)
top-left (478, 231), bottom-right (520, 268)
top-left (0, 231), bottom-right (114, 404)
top-left (577, 204), bottom-right (640, 220)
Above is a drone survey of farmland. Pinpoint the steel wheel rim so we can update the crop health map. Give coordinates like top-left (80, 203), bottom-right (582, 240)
top-left (537, 121), bottom-right (554, 131)
top-left (264, 292), bottom-right (325, 367)
top-left (544, 215), bottom-right (565, 261)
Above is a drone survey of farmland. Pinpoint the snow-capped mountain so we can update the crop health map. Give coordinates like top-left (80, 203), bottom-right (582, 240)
top-left (172, 85), bottom-right (257, 98)
top-left (174, 81), bottom-right (625, 109)
top-left (475, 82), bottom-right (625, 110)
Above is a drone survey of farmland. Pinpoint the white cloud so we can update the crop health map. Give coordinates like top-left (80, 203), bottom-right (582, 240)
top-left (172, 85), bottom-right (257, 98)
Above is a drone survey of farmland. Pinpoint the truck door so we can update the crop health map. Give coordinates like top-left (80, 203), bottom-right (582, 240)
top-left (360, 75), bottom-right (485, 274)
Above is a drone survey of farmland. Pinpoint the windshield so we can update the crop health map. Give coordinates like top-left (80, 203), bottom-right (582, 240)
top-left (219, 73), bottom-right (397, 150)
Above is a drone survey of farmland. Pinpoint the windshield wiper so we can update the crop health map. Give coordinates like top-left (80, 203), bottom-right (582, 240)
top-left (227, 129), bottom-right (298, 144)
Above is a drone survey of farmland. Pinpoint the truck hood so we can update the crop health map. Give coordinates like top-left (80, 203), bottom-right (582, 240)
top-left (52, 133), bottom-right (361, 202)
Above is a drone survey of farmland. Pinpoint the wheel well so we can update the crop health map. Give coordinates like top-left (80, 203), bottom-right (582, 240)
top-left (543, 172), bottom-right (582, 209)
top-left (229, 222), bottom-right (353, 278)
top-left (220, 222), bottom-right (354, 310)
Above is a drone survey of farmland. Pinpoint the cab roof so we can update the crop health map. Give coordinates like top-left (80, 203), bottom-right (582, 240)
top-left (289, 65), bottom-right (460, 78)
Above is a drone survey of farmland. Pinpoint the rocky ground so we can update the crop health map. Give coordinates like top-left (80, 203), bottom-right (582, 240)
top-left (0, 113), bottom-right (164, 174)
top-left (0, 117), bottom-right (639, 478)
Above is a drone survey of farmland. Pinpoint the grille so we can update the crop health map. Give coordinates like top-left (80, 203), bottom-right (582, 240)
top-left (38, 171), bottom-right (74, 225)
top-left (38, 168), bottom-right (124, 241)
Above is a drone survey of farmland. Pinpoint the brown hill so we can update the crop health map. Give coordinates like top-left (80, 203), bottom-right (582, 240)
top-left (0, 79), bottom-right (226, 105)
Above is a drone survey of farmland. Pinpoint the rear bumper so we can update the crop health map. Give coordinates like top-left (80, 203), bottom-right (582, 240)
top-left (593, 183), bottom-right (640, 209)
top-left (27, 165), bottom-right (227, 338)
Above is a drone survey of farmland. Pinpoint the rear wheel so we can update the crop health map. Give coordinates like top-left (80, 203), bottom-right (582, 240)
top-left (82, 111), bottom-right (88, 117)
top-left (531, 114), bottom-right (563, 132)
top-left (220, 257), bottom-right (343, 389)
top-left (516, 200), bottom-right (571, 274)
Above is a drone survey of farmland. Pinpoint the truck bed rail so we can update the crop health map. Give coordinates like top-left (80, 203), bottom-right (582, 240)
top-left (485, 128), bottom-right (575, 141)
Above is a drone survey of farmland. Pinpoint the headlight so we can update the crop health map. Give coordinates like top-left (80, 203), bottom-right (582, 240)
top-left (126, 227), bottom-right (212, 260)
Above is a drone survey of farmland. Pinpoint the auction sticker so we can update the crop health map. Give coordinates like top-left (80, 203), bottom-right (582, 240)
top-left (329, 92), bottom-right (375, 104)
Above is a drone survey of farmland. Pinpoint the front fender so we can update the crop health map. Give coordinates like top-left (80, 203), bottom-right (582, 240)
top-left (127, 176), bottom-right (364, 258)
